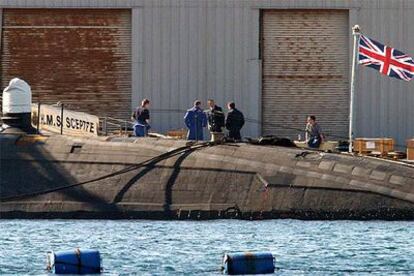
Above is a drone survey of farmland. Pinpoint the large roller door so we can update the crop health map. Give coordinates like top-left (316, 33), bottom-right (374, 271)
top-left (1, 9), bottom-right (131, 120)
top-left (262, 10), bottom-right (349, 139)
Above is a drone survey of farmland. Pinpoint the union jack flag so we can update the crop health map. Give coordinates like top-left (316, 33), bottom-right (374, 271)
top-left (358, 35), bottom-right (414, 81)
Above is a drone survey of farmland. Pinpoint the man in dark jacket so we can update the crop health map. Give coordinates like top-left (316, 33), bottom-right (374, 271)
top-left (225, 102), bottom-right (245, 141)
top-left (206, 99), bottom-right (225, 133)
top-left (132, 98), bottom-right (151, 137)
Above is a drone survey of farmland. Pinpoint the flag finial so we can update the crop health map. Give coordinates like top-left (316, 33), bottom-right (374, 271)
top-left (352, 25), bottom-right (361, 35)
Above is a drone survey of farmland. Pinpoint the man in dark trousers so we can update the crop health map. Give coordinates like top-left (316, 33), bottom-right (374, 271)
top-left (132, 98), bottom-right (151, 137)
top-left (305, 115), bottom-right (325, 148)
top-left (225, 102), bottom-right (245, 141)
top-left (206, 99), bottom-right (225, 133)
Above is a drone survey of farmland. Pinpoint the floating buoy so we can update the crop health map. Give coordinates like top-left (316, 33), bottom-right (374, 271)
top-left (47, 248), bottom-right (101, 274)
top-left (223, 252), bottom-right (275, 275)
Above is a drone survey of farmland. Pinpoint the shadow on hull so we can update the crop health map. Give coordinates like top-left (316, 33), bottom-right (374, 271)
top-left (1, 132), bottom-right (414, 220)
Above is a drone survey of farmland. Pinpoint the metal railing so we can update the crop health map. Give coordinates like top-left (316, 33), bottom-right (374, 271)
top-left (99, 116), bottom-right (135, 136)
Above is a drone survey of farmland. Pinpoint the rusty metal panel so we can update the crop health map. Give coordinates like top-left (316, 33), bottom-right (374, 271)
top-left (262, 10), bottom-right (349, 140)
top-left (0, 0), bottom-right (142, 8)
top-left (1, 9), bottom-right (131, 120)
top-left (257, 0), bottom-right (361, 9)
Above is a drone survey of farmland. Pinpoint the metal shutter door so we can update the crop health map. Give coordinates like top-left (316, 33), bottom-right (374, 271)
top-left (262, 10), bottom-right (349, 139)
top-left (1, 9), bottom-right (131, 120)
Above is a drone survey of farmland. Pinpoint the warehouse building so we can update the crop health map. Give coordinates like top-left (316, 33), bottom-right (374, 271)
top-left (0, 0), bottom-right (413, 147)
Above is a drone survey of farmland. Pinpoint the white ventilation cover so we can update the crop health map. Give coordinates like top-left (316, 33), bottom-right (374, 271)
top-left (2, 78), bottom-right (32, 113)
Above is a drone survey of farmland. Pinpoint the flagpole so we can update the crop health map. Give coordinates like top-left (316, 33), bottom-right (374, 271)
top-left (349, 25), bottom-right (361, 153)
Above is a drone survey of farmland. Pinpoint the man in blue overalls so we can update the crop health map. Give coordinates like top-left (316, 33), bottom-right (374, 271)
top-left (184, 100), bottom-right (207, 140)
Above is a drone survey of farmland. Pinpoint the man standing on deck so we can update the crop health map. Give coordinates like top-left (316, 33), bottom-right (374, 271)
top-left (225, 102), bottom-right (245, 141)
top-left (206, 99), bottom-right (225, 133)
top-left (132, 99), bottom-right (151, 137)
top-left (184, 100), bottom-right (207, 140)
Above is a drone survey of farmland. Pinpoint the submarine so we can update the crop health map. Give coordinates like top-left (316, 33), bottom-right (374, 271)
top-left (1, 79), bottom-right (414, 220)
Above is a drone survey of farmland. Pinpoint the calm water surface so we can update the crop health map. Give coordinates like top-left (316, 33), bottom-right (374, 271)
top-left (1, 220), bottom-right (413, 275)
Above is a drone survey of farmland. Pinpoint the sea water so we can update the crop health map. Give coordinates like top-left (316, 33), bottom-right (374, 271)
top-left (1, 220), bottom-right (413, 275)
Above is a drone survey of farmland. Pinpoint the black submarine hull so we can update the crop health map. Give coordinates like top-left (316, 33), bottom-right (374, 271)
top-left (1, 133), bottom-right (414, 220)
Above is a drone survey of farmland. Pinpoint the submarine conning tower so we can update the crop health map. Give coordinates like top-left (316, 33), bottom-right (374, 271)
top-left (1, 78), bottom-right (36, 134)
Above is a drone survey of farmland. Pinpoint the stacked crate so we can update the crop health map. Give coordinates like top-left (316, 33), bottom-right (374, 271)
top-left (408, 139), bottom-right (414, 161)
top-left (167, 129), bottom-right (187, 139)
top-left (354, 138), bottom-right (394, 156)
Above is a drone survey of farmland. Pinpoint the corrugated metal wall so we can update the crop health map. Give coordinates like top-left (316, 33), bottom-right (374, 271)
top-left (132, 1), bottom-right (260, 138)
top-left (354, 1), bottom-right (414, 150)
top-left (0, 9), bottom-right (2, 70)
top-left (0, 8), bottom-right (3, 106)
top-left (0, 0), bottom-right (413, 147)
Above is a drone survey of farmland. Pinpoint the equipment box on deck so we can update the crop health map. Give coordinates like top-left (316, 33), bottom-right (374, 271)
top-left (354, 138), bottom-right (394, 155)
top-left (408, 139), bottom-right (414, 161)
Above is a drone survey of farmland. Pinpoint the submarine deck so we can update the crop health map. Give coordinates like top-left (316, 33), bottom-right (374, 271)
top-left (1, 134), bottom-right (414, 220)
